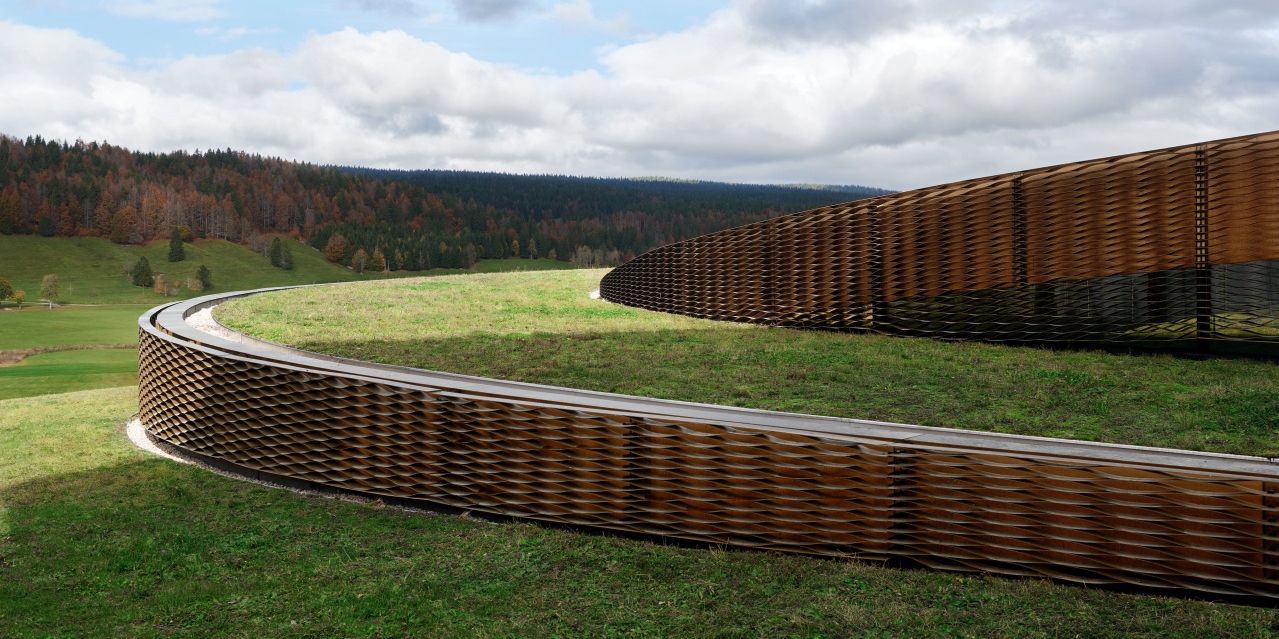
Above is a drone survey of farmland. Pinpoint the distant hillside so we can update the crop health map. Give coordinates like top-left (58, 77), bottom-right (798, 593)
top-left (0, 235), bottom-right (571, 304)
top-left (0, 135), bottom-right (887, 271)
top-left (0, 235), bottom-right (365, 304)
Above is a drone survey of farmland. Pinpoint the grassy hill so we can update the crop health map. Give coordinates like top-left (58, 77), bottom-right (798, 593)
top-left (0, 235), bottom-right (573, 305)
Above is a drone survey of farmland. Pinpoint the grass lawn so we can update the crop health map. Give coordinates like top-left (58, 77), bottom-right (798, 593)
top-left (2, 386), bottom-right (1276, 638)
top-left (218, 269), bottom-right (1279, 457)
top-left (0, 348), bottom-right (138, 400)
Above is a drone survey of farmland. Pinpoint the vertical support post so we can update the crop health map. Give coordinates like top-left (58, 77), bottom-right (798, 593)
top-left (887, 446), bottom-right (916, 564)
top-left (1012, 175), bottom-right (1033, 337)
top-left (1194, 147), bottom-right (1213, 348)
top-left (1012, 174), bottom-right (1028, 288)
top-left (869, 204), bottom-right (885, 330)
top-left (622, 417), bottom-right (650, 517)
top-left (1265, 483), bottom-right (1279, 583)
top-left (1146, 271), bottom-right (1170, 325)
top-left (763, 221), bottom-right (778, 323)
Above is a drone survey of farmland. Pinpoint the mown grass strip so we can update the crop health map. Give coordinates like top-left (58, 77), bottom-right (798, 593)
top-left (0, 348), bottom-right (138, 400)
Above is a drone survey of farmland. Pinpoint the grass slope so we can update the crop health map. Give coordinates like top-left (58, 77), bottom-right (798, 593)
top-left (0, 234), bottom-right (573, 304)
top-left (2, 386), bottom-right (1275, 637)
top-left (218, 269), bottom-right (1279, 456)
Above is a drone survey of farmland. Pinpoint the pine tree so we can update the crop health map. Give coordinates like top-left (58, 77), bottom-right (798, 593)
top-left (196, 264), bottom-right (212, 290)
top-left (279, 241), bottom-right (294, 270)
top-left (370, 248), bottom-right (386, 273)
top-left (269, 237), bottom-right (283, 267)
top-left (132, 256), bottom-right (154, 287)
top-left (168, 227), bottom-right (185, 262)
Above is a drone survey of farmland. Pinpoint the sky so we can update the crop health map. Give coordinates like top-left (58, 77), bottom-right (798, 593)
top-left (2, 1), bottom-right (1278, 190)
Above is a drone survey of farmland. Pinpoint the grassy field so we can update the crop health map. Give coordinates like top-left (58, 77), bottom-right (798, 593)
top-left (3, 386), bottom-right (1276, 637)
top-left (0, 304), bottom-right (143, 400)
top-left (0, 234), bottom-right (574, 305)
top-left (219, 269), bottom-right (1279, 457)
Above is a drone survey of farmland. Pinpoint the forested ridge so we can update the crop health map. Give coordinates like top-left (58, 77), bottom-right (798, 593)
top-left (0, 134), bottom-right (887, 270)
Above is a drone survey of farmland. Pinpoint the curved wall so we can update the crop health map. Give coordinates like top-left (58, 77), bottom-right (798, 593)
top-left (139, 290), bottom-right (1279, 601)
top-left (600, 131), bottom-right (1279, 352)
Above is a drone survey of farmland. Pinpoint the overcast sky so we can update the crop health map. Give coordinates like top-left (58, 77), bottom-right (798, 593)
top-left (2, 0), bottom-right (1278, 189)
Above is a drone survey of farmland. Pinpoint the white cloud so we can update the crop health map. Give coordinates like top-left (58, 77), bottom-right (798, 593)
top-left (4, 2), bottom-right (1279, 189)
top-left (106, 0), bottom-right (223, 21)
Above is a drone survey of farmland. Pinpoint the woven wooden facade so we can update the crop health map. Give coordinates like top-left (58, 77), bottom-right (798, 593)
top-left (601, 131), bottom-right (1279, 351)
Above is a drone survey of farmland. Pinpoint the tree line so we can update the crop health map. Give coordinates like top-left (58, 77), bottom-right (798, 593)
top-left (0, 134), bottom-right (888, 270)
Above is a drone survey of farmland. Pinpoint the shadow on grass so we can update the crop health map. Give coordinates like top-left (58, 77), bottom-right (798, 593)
top-left (280, 327), bottom-right (1279, 457)
top-left (5, 449), bottom-right (1279, 638)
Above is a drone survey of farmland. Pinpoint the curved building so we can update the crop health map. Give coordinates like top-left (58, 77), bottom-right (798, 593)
top-left (601, 131), bottom-right (1279, 354)
top-left (139, 289), bottom-right (1279, 602)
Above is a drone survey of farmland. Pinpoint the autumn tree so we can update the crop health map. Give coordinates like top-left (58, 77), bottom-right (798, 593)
top-left (110, 204), bottom-right (139, 244)
top-left (40, 274), bottom-right (59, 307)
top-left (511, 238), bottom-right (520, 259)
top-left (141, 184), bottom-right (166, 240)
top-left (56, 204), bottom-right (76, 236)
top-left (547, 247), bottom-right (557, 261)
top-left (12, 290), bottom-right (24, 309)
top-left (168, 227), bottom-right (185, 262)
top-left (153, 274), bottom-right (177, 296)
top-left (132, 256), bottom-right (154, 287)
top-left (351, 248), bottom-right (369, 273)
top-left (369, 247), bottom-right (386, 273)
top-left (196, 264), bottom-right (213, 290)
top-left (94, 197), bottom-right (113, 232)
top-left (527, 238), bottom-right (538, 260)
top-left (323, 233), bottom-right (349, 263)
top-left (0, 276), bottom-right (12, 301)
